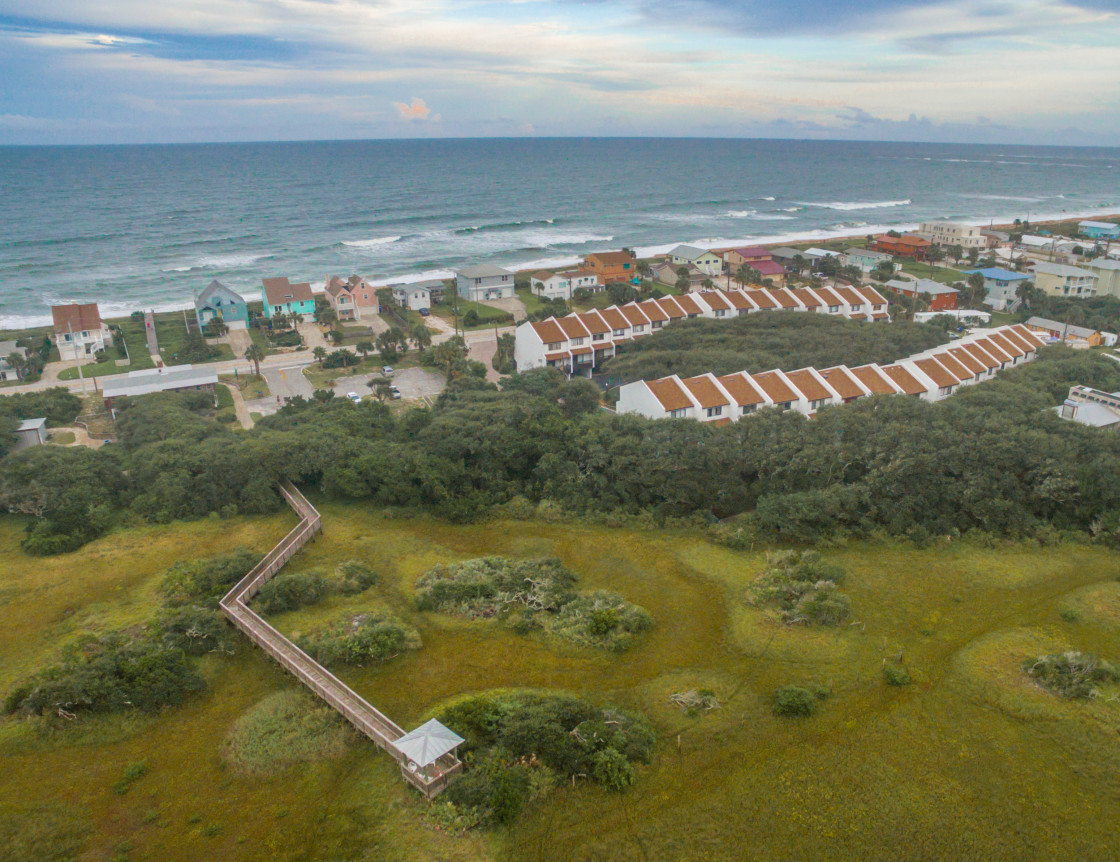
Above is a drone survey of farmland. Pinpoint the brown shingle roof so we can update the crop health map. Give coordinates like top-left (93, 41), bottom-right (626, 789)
top-left (701, 290), bottom-right (731, 310)
top-left (986, 331), bottom-right (1023, 358)
top-left (814, 286), bottom-right (845, 307)
top-left (835, 286), bottom-right (865, 307)
top-left (856, 285), bottom-right (888, 307)
top-left (880, 364), bottom-right (927, 395)
top-left (638, 299), bottom-right (669, 322)
top-left (648, 378), bottom-right (693, 412)
top-left (263, 277), bottom-right (314, 306)
top-left (585, 251), bottom-right (634, 266)
top-left (598, 306), bottom-right (629, 330)
top-left (962, 342), bottom-right (1000, 370)
top-left (913, 358), bottom-right (958, 387)
top-left (975, 337), bottom-right (1010, 364)
top-left (577, 311), bottom-right (610, 335)
top-left (619, 303), bottom-right (650, 326)
top-left (931, 351), bottom-right (970, 380)
top-left (998, 327), bottom-right (1033, 352)
top-left (1011, 324), bottom-right (1046, 349)
top-left (785, 369), bottom-right (831, 401)
top-left (752, 371), bottom-right (800, 403)
top-left (531, 270), bottom-right (555, 281)
top-left (948, 347), bottom-right (985, 375)
top-left (657, 297), bottom-right (687, 319)
top-left (769, 288), bottom-right (800, 309)
top-left (745, 289), bottom-right (778, 309)
top-left (716, 372), bottom-right (767, 406)
top-left (722, 290), bottom-right (757, 310)
top-left (556, 315), bottom-right (591, 339)
top-left (51, 302), bottom-right (103, 333)
top-left (674, 294), bottom-right (704, 316)
top-left (791, 288), bottom-right (822, 308)
top-left (819, 366), bottom-right (865, 400)
top-left (851, 364), bottom-right (898, 394)
top-left (530, 319), bottom-right (567, 344)
top-left (681, 374), bottom-right (729, 409)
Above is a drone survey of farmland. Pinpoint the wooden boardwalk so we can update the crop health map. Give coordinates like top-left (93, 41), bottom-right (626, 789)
top-left (219, 482), bottom-right (461, 797)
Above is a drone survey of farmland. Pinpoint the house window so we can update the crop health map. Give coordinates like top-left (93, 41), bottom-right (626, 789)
top-left (613, 329), bottom-right (625, 336)
top-left (705, 406), bottom-right (723, 417)
top-left (715, 309), bottom-right (726, 317)
top-left (777, 402), bottom-right (792, 411)
top-left (570, 337), bottom-right (585, 346)
top-left (742, 404), bottom-right (757, 415)
top-left (669, 408), bottom-right (687, 418)
top-left (593, 333), bottom-right (605, 341)
top-left (829, 305), bottom-right (840, 313)
top-left (652, 321), bottom-right (664, 329)
top-left (547, 342), bottom-right (563, 351)
top-left (811, 398), bottom-right (827, 409)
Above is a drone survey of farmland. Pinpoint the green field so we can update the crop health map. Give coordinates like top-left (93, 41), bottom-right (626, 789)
top-left (897, 259), bottom-right (967, 285)
top-left (3, 505), bottom-right (1120, 860)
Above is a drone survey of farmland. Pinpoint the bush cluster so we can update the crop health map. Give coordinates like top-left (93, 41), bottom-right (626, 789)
top-left (416, 557), bottom-right (652, 651)
top-left (297, 612), bottom-right (421, 667)
top-left (252, 560), bottom-right (378, 615)
top-left (222, 690), bottom-right (353, 775)
top-left (436, 690), bottom-right (656, 827)
top-left (772, 684), bottom-right (828, 717)
top-left (1023, 651), bottom-right (1119, 699)
top-left (750, 550), bottom-right (850, 625)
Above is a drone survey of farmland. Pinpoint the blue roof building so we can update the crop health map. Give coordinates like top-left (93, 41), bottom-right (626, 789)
top-left (962, 268), bottom-right (1030, 311)
top-left (1079, 220), bottom-right (1120, 241)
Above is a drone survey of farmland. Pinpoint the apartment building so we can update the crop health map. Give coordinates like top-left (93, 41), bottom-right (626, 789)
top-left (918, 221), bottom-right (986, 249)
top-left (1030, 262), bottom-right (1098, 298)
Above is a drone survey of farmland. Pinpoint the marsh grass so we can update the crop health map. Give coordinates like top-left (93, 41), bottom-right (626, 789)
top-left (222, 690), bottom-right (355, 775)
top-left (2, 504), bottom-right (1120, 860)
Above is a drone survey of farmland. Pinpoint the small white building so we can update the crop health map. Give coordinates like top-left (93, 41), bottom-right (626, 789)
top-left (1059, 386), bottom-right (1120, 427)
top-left (0, 340), bottom-right (26, 382)
top-left (918, 221), bottom-right (986, 249)
top-left (52, 303), bottom-right (113, 361)
top-left (455, 264), bottom-right (515, 301)
top-left (13, 417), bottom-right (47, 451)
top-left (529, 269), bottom-right (598, 300)
top-left (392, 282), bottom-right (432, 311)
top-left (667, 245), bottom-right (723, 277)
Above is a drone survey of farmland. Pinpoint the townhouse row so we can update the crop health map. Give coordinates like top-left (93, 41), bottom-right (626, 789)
top-left (617, 324), bottom-right (1047, 423)
top-left (514, 284), bottom-right (891, 375)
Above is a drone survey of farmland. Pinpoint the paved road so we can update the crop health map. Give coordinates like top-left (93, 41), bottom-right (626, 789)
top-left (263, 363), bottom-right (315, 402)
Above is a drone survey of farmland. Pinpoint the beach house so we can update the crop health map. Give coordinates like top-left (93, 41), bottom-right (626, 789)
top-left (724, 246), bottom-right (771, 269)
top-left (581, 252), bottom-right (634, 285)
top-left (530, 269), bottom-right (598, 300)
top-left (52, 302), bottom-right (113, 361)
top-left (0, 340), bottom-right (27, 382)
top-left (195, 280), bottom-right (249, 329)
top-left (455, 264), bottom-right (515, 301)
top-left (874, 234), bottom-right (931, 259)
top-left (884, 279), bottom-right (958, 311)
top-left (960, 267), bottom-right (1030, 311)
top-left (843, 247), bottom-right (894, 273)
top-left (101, 364), bottom-right (219, 412)
top-left (325, 275), bottom-right (378, 320)
top-left (667, 245), bottom-right (723, 277)
top-left (1084, 259), bottom-right (1120, 298)
top-left (392, 282), bottom-right (432, 312)
top-left (1079, 221), bottom-right (1120, 241)
top-left (1030, 262), bottom-right (1098, 298)
top-left (262, 277), bottom-right (317, 320)
top-left (1024, 316), bottom-right (1103, 346)
top-left (918, 221), bottom-right (986, 250)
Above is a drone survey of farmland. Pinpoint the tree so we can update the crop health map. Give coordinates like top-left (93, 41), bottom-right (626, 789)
top-left (734, 264), bottom-right (752, 289)
top-left (701, 278), bottom-right (714, 291)
top-left (967, 248), bottom-right (980, 266)
top-left (244, 344), bottom-right (264, 378)
top-left (947, 244), bottom-right (964, 264)
top-left (271, 311), bottom-right (289, 330)
top-left (355, 340), bottom-right (374, 360)
top-left (871, 261), bottom-right (895, 282)
top-left (966, 272), bottom-right (987, 308)
top-left (791, 254), bottom-right (807, 276)
top-left (6, 351), bottom-right (27, 381)
top-left (370, 378), bottom-right (394, 402)
top-left (410, 323), bottom-right (432, 353)
top-left (636, 260), bottom-right (651, 281)
top-left (926, 245), bottom-right (945, 271)
top-left (375, 331), bottom-right (399, 364)
top-left (203, 317), bottom-right (229, 338)
top-left (313, 346), bottom-right (327, 367)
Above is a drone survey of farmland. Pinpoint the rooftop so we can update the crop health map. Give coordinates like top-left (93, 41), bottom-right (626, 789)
top-left (102, 364), bottom-right (219, 400)
top-left (51, 302), bottom-right (103, 333)
top-left (456, 263), bottom-right (513, 279)
top-left (1031, 262), bottom-right (1096, 278)
top-left (961, 268), bottom-right (1029, 281)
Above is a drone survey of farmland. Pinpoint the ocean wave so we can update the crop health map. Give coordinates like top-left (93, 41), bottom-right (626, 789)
top-left (800, 199), bottom-right (912, 211)
top-left (163, 253), bottom-right (265, 273)
top-left (760, 196), bottom-right (776, 201)
top-left (957, 193), bottom-right (1045, 203)
top-left (342, 236), bottom-right (403, 248)
top-left (454, 218), bottom-right (556, 235)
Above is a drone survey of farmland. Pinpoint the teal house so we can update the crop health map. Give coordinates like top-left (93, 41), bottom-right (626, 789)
top-left (262, 277), bottom-right (317, 319)
top-left (195, 279), bottom-right (249, 328)
top-left (1079, 220), bottom-right (1120, 241)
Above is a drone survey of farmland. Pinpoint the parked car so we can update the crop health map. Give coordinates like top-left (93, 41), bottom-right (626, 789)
top-left (390, 385), bottom-right (402, 400)
top-left (381, 366), bottom-right (394, 376)
top-left (418, 308), bottom-right (430, 317)
top-left (346, 392), bottom-right (362, 403)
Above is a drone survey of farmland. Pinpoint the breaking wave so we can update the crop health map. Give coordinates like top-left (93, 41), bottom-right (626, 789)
top-left (342, 236), bottom-right (403, 248)
top-left (800, 199), bottom-right (912, 211)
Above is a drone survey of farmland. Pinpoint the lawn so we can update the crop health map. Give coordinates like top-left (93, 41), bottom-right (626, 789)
top-left (3, 507), bottom-right (1120, 861)
top-left (220, 373), bottom-right (271, 400)
top-left (514, 287), bottom-right (550, 316)
top-left (430, 300), bottom-right (513, 331)
top-left (897, 259), bottom-right (967, 285)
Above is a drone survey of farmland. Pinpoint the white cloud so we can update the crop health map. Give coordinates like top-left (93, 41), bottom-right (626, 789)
top-left (393, 97), bottom-right (438, 121)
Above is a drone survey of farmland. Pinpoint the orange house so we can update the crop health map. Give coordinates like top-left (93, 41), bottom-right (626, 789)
top-left (874, 234), bottom-right (931, 259)
top-left (582, 252), bottom-right (635, 286)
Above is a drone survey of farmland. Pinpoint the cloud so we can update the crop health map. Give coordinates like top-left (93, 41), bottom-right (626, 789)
top-left (392, 97), bottom-right (440, 122)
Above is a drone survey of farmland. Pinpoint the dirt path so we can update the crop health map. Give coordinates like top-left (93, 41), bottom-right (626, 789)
top-left (222, 383), bottom-right (255, 429)
top-left (48, 425), bottom-right (106, 449)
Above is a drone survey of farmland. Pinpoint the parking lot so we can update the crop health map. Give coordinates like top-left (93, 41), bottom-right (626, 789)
top-left (330, 366), bottom-right (446, 405)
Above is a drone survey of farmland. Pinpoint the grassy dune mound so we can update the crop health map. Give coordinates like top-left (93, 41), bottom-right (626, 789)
top-left (222, 690), bottom-right (354, 775)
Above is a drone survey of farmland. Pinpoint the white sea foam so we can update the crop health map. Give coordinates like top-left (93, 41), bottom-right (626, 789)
top-left (800, 199), bottom-right (912, 211)
top-left (163, 253), bottom-right (264, 273)
top-left (342, 236), bottom-right (402, 248)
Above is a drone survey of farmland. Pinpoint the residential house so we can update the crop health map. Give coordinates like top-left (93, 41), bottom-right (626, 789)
top-left (819, 366), bottom-right (873, 403)
top-left (981, 229), bottom-right (1012, 248)
top-left (262, 277), bottom-right (316, 320)
top-left (843, 247), bottom-right (894, 273)
top-left (769, 247), bottom-right (810, 268)
top-left (101, 364), bottom-right (219, 412)
top-left (1083, 259), bottom-right (1120, 298)
top-left (455, 264), bottom-right (515, 301)
top-left (1058, 385), bottom-right (1120, 428)
top-left (1079, 220), bottom-right (1120, 241)
top-left (514, 318), bottom-right (572, 375)
top-left (652, 260), bottom-right (707, 289)
top-left (582, 252), bottom-right (635, 285)
top-left (856, 285), bottom-right (891, 321)
top-left (874, 234), bottom-right (931, 259)
top-left (724, 246), bottom-right (771, 269)
top-left (884, 278), bottom-right (958, 311)
top-left (1024, 316), bottom-right (1103, 346)
top-left (326, 275), bottom-right (378, 320)
top-left (1030, 262), bottom-right (1098, 298)
top-left (744, 259), bottom-right (788, 285)
top-left (918, 221), bottom-right (986, 249)
top-left (194, 280), bottom-right (249, 329)
top-left (803, 248), bottom-right (842, 264)
top-left (960, 267), bottom-right (1030, 311)
top-left (530, 269), bottom-right (598, 300)
top-left (393, 282), bottom-right (432, 312)
top-left (402, 278), bottom-right (447, 304)
top-left (0, 340), bottom-right (26, 382)
top-left (12, 417), bottom-right (47, 451)
top-left (668, 245), bottom-right (722, 277)
top-left (52, 302), bottom-right (113, 361)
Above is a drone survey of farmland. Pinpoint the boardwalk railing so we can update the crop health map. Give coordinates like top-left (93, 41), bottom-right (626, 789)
top-left (219, 482), bottom-right (461, 797)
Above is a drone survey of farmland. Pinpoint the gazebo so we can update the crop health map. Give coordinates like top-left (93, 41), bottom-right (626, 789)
top-left (391, 719), bottom-right (465, 797)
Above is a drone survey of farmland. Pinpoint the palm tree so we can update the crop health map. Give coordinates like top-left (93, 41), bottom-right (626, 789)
top-left (244, 343), bottom-right (265, 378)
top-left (926, 245), bottom-right (945, 277)
top-left (355, 340), bottom-right (374, 361)
top-left (734, 264), bottom-right (751, 290)
top-left (313, 345), bottom-right (327, 367)
top-left (410, 323), bottom-right (432, 352)
top-left (701, 278), bottom-right (714, 291)
top-left (6, 351), bottom-right (27, 380)
top-left (636, 260), bottom-right (651, 281)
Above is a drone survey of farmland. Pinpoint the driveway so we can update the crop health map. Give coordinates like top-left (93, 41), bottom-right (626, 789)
top-left (330, 367), bottom-right (446, 405)
top-left (479, 295), bottom-right (527, 322)
top-left (219, 328), bottom-right (252, 357)
top-left (466, 337), bottom-right (501, 383)
top-left (262, 363), bottom-right (314, 405)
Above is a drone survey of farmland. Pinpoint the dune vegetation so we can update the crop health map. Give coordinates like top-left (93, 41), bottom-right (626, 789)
top-left (2, 504), bottom-right (1120, 860)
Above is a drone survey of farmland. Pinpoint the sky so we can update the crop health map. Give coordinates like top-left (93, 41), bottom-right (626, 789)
top-left (0, 0), bottom-right (1118, 146)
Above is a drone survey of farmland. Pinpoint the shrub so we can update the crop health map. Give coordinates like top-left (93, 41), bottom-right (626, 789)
top-left (883, 664), bottom-right (912, 687)
top-left (112, 761), bottom-right (149, 795)
top-left (1023, 651), bottom-right (1119, 699)
top-left (750, 551), bottom-right (851, 626)
top-left (297, 612), bottom-right (421, 667)
top-left (153, 605), bottom-right (236, 656)
top-left (160, 549), bottom-right (259, 607)
top-left (772, 685), bottom-right (818, 717)
top-left (253, 570), bottom-right (328, 615)
top-left (592, 748), bottom-right (636, 791)
top-left (549, 591), bottom-right (653, 652)
top-left (222, 691), bottom-right (353, 775)
top-left (216, 408), bottom-right (237, 424)
top-left (335, 560), bottom-right (378, 595)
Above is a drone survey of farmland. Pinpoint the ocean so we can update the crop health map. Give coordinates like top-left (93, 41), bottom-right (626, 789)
top-left (1, 137), bottom-right (1118, 328)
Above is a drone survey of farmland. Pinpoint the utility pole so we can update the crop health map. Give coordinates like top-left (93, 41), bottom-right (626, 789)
top-left (67, 322), bottom-right (88, 396)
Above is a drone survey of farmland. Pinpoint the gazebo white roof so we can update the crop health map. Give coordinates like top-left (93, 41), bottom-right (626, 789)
top-left (392, 719), bottom-right (464, 768)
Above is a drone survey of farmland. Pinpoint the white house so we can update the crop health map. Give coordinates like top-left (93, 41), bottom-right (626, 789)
top-left (960, 267), bottom-right (1030, 311)
top-left (843, 247), bottom-right (894, 273)
top-left (392, 282), bottom-right (432, 311)
top-left (455, 264), bottom-right (515, 301)
top-left (667, 245), bottom-right (723, 277)
top-left (0, 340), bottom-right (26, 382)
top-left (52, 303), bottom-right (113, 361)
top-left (918, 221), bottom-right (986, 249)
top-left (1030, 262), bottom-right (1098, 298)
top-left (530, 269), bottom-right (598, 300)
top-left (1059, 386), bottom-right (1120, 427)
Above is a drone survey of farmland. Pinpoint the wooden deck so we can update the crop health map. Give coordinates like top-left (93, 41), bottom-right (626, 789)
top-left (218, 482), bottom-right (461, 797)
